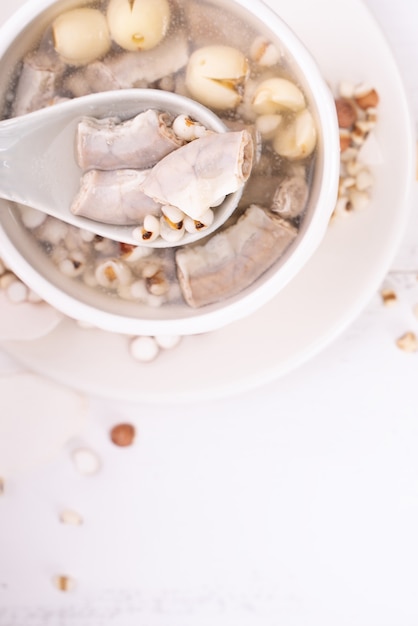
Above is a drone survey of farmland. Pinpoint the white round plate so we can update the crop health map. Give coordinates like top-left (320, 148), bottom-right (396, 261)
top-left (1, 0), bottom-right (415, 403)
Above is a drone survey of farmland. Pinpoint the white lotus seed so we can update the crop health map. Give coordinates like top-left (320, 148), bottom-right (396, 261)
top-left (107, 0), bottom-right (170, 52)
top-left (249, 36), bottom-right (280, 67)
top-left (255, 114), bottom-right (282, 139)
top-left (252, 77), bottom-right (306, 115)
top-left (53, 9), bottom-right (111, 66)
top-left (273, 108), bottom-right (317, 160)
top-left (186, 45), bottom-right (248, 110)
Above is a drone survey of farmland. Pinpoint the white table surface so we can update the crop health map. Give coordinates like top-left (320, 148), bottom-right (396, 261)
top-left (1, 1), bottom-right (418, 625)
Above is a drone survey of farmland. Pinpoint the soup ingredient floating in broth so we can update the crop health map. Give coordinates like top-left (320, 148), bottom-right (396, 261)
top-left (106, 0), bottom-right (171, 51)
top-left (52, 0), bottom-right (171, 64)
top-left (52, 8), bottom-right (111, 66)
top-left (252, 78), bottom-right (317, 160)
top-left (175, 204), bottom-right (298, 308)
top-left (185, 45), bottom-right (249, 110)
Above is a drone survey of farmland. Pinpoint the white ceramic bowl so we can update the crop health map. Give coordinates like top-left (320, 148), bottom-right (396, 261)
top-left (0, 0), bottom-right (339, 336)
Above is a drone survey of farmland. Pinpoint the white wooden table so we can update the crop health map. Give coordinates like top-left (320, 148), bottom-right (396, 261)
top-left (0, 1), bottom-right (417, 624)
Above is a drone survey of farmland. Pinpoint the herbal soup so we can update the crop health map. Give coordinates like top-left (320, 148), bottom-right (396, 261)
top-left (4, 0), bottom-right (317, 310)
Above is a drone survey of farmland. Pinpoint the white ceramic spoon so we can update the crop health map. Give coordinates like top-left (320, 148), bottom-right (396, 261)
top-left (0, 89), bottom-right (242, 247)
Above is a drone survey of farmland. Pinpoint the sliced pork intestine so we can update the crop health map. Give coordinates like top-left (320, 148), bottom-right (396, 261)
top-left (64, 31), bottom-right (189, 97)
top-left (108, 31), bottom-right (189, 87)
top-left (76, 109), bottom-right (183, 171)
top-left (71, 169), bottom-right (161, 225)
top-left (224, 118), bottom-right (262, 168)
top-left (175, 204), bottom-right (298, 308)
top-left (12, 49), bottom-right (65, 116)
top-left (140, 130), bottom-right (254, 220)
top-left (63, 60), bottom-right (120, 97)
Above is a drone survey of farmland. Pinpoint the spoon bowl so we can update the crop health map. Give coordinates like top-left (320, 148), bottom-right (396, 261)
top-left (0, 89), bottom-right (243, 247)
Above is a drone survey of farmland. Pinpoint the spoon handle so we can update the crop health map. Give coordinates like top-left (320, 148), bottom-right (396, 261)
top-left (0, 118), bottom-right (24, 204)
top-left (0, 114), bottom-right (50, 207)
top-left (0, 110), bottom-right (80, 213)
